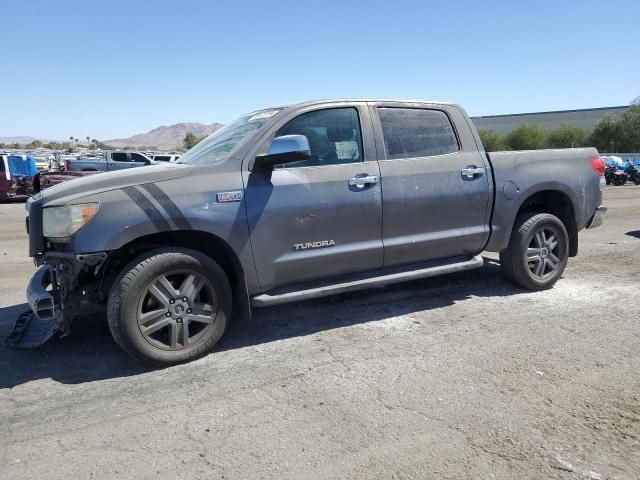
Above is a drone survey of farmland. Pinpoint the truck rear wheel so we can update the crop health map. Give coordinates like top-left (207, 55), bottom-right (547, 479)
top-left (107, 248), bottom-right (231, 366)
top-left (500, 213), bottom-right (569, 291)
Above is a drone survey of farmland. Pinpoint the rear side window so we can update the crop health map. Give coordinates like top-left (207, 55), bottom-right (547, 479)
top-left (154, 156), bottom-right (170, 162)
top-left (112, 152), bottom-right (128, 162)
top-left (274, 107), bottom-right (363, 168)
top-left (377, 108), bottom-right (458, 159)
top-left (131, 153), bottom-right (148, 163)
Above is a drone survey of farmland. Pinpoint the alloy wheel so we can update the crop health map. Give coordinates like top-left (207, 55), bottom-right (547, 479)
top-left (136, 270), bottom-right (217, 351)
top-left (526, 226), bottom-right (562, 280)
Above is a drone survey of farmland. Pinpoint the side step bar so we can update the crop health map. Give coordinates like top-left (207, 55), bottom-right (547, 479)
top-left (252, 255), bottom-right (484, 307)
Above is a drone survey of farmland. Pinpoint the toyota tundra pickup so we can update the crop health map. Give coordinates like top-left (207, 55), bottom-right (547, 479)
top-left (11, 99), bottom-right (607, 365)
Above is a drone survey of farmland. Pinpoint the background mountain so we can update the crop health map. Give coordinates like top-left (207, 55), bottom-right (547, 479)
top-left (0, 135), bottom-right (51, 144)
top-left (1, 123), bottom-right (225, 150)
top-left (105, 122), bottom-right (224, 149)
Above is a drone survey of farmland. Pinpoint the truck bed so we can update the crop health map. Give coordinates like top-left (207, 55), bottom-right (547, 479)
top-left (484, 147), bottom-right (602, 252)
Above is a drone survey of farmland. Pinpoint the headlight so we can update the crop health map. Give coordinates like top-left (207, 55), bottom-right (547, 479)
top-left (43, 203), bottom-right (100, 240)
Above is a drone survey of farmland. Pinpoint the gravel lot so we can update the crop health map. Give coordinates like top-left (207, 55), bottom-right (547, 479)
top-left (0, 187), bottom-right (638, 480)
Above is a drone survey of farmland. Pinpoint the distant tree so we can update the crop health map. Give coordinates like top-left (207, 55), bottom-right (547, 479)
top-left (631, 96), bottom-right (640, 105)
top-left (505, 124), bottom-right (547, 150)
top-left (590, 114), bottom-right (624, 153)
top-left (91, 139), bottom-right (109, 149)
top-left (545, 125), bottom-right (591, 148)
top-left (620, 104), bottom-right (640, 151)
top-left (183, 132), bottom-right (203, 150)
top-left (86, 136), bottom-right (91, 146)
top-left (478, 129), bottom-right (506, 152)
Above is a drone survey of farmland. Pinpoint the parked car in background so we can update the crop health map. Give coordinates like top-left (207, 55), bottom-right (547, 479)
top-left (1, 154), bottom-right (38, 199)
top-left (66, 150), bottom-right (153, 172)
top-left (17, 99), bottom-right (606, 365)
top-left (152, 153), bottom-right (181, 162)
top-left (1, 153), bottom-right (96, 201)
top-left (54, 154), bottom-right (78, 172)
top-left (33, 154), bottom-right (50, 171)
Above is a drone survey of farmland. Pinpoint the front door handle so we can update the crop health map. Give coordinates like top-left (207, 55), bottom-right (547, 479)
top-left (461, 166), bottom-right (485, 179)
top-left (348, 175), bottom-right (379, 188)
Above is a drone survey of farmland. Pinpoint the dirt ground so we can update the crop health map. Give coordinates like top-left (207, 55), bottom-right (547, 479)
top-left (0, 187), bottom-right (638, 480)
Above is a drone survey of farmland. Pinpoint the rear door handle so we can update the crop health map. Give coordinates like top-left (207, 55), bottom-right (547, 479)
top-left (348, 175), bottom-right (379, 188)
top-left (461, 166), bottom-right (485, 179)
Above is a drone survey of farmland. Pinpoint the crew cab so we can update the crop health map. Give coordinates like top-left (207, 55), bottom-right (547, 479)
top-left (66, 150), bottom-right (153, 172)
top-left (13, 99), bottom-right (607, 365)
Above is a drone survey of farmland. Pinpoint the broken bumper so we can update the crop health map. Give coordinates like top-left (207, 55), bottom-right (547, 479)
top-left (586, 205), bottom-right (607, 229)
top-left (27, 265), bottom-right (56, 321)
top-left (5, 265), bottom-right (59, 349)
top-left (7, 251), bottom-right (109, 349)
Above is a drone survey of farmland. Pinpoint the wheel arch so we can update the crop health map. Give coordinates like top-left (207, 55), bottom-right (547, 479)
top-left (512, 189), bottom-right (578, 257)
top-left (102, 230), bottom-right (251, 320)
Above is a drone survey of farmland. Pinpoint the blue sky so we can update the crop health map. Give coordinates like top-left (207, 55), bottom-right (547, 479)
top-left (1, 0), bottom-right (638, 140)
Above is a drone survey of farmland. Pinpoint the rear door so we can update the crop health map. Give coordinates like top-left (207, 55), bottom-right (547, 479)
top-left (243, 104), bottom-right (383, 292)
top-left (109, 152), bottom-right (132, 170)
top-left (370, 102), bottom-right (492, 266)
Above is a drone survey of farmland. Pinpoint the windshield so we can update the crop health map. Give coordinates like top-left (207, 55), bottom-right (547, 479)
top-left (177, 109), bottom-right (281, 165)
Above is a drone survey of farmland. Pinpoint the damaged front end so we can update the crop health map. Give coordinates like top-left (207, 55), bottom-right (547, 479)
top-left (6, 195), bottom-right (110, 348)
top-left (6, 252), bottom-right (110, 349)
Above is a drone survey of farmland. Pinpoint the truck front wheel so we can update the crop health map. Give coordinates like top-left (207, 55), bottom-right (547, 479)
top-left (107, 248), bottom-right (231, 366)
top-left (500, 213), bottom-right (569, 291)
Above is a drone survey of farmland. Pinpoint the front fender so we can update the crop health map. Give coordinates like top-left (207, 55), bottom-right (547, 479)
top-left (67, 175), bottom-right (259, 293)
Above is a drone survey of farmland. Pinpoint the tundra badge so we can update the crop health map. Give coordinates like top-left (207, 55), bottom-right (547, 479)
top-left (293, 240), bottom-right (336, 251)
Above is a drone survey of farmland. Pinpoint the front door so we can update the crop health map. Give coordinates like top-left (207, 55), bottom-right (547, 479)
top-left (371, 104), bottom-right (492, 266)
top-left (244, 106), bottom-right (383, 292)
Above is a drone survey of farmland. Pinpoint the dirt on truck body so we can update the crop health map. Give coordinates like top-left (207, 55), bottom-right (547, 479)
top-left (10, 99), bottom-right (607, 365)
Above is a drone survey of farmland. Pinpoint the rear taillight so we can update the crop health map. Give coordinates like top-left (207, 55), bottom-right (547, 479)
top-left (589, 155), bottom-right (605, 176)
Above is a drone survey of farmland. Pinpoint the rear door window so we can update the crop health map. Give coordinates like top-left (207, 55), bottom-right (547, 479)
top-left (130, 153), bottom-right (148, 163)
top-left (111, 152), bottom-right (128, 162)
top-left (377, 108), bottom-right (459, 159)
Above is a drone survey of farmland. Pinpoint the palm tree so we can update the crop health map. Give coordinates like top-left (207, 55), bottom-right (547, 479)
top-left (86, 136), bottom-right (90, 147)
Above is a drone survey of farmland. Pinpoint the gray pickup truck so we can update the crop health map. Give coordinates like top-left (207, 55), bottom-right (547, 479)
top-left (66, 151), bottom-right (153, 172)
top-left (13, 99), bottom-right (607, 365)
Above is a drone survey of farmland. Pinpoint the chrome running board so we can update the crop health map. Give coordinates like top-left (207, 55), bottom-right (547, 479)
top-left (252, 255), bottom-right (484, 307)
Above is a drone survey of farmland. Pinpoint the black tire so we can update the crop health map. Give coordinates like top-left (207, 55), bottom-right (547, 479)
top-left (500, 213), bottom-right (569, 291)
top-left (107, 247), bottom-right (231, 366)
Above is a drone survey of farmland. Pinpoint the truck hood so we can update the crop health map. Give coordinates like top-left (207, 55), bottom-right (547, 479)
top-left (38, 163), bottom-right (192, 206)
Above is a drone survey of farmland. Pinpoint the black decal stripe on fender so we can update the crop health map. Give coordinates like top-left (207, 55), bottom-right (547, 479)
top-left (122, 186), bottom-right (171, 231)
top-left (140, 183), bottom-right (192, 230)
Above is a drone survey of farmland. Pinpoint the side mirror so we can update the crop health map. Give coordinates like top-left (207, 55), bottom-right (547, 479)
top-left (253, 135), bottom-right (311, 170)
